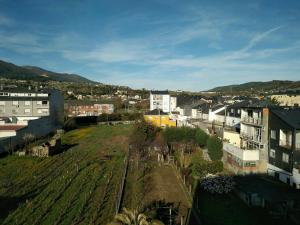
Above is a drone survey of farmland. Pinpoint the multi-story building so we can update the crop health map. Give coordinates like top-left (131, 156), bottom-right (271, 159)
top-left (144, 109), bottom-right (176, 128)
top-left (0, 87), bottom-right (64, 153)
top-left (223, 102), bottom-right (270, 174)
top-left (0, 87), bottom-right (64, 125)
top-left (150, 90), bottom-right (177, 113)
top-left (267, 108), bottom-right (300, 188)
top-left (65, 101), bottom-right (114, 117)
top-left (271, 94), bottom-right (300, 106)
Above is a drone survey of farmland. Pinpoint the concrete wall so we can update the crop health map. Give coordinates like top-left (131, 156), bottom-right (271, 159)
top-left (223, 131), bottom-right (240, 147)
top-left (0, 116), bottom-right (62, 153)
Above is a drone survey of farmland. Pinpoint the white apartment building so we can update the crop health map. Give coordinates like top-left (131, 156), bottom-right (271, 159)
top-left (150, 90), bottom-right (177, 113)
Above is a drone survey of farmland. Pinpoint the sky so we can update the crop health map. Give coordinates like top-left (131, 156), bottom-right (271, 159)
top-left (0, 0), bottom-right (300, 91)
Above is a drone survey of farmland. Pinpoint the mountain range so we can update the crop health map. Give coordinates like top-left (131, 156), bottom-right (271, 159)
top-left (0, 60), bottom-right (95, 83)
top-left (1, 59), bottom-right (299, 93)
top-left (208, 80), bottom-right (300, 93)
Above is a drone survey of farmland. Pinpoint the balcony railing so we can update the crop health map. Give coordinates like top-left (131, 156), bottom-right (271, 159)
top-left (241, 116), bottom-right (262, 126)
top-left (223, 142), bottom-right (259, 161)
top-left (240, 132), bottom-right (261, 143)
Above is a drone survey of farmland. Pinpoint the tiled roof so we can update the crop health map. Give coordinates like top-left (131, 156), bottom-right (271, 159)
top-left (0, 125), bottom-right (26, 131)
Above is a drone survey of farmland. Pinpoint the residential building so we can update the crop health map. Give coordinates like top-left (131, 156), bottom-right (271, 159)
top-left (271, 94), bottom-right (300, 106)
top-left (223, 101), bottom-right (271, 174)
top-left (144, 109), bottom-right (176, 128)
top-left (208, 104), bottom-right (226, 123)
top-left (267, 108), bottom-right (300, 188)
top-left (150, 90), bottom-right (177, 113)
top-left (0, 87), bottom-right (64, 153)
top-left (0, 87), bottom-right (64, 125)
top-left (65, 101), bottom-right (114, 117)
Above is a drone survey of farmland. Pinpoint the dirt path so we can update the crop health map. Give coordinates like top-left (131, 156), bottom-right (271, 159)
top-left (144, 164), bottom-right (191, 224)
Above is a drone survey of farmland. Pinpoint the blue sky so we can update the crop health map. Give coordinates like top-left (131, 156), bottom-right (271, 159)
top-left (0, 0), bottom-right (300, 91)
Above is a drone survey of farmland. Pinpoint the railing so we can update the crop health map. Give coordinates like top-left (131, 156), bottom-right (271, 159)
top-left (241, 117), bottom-right (262, 126)
top-left (240, 132), bottom-right (261, 143)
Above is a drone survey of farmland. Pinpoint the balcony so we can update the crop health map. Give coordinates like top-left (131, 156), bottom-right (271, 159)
top-left (241, 116), bottom-right (262, 126)
top-left (223, 142), bottom-right (259, 161)
top-left (240, 132), bottom-right (262, 144)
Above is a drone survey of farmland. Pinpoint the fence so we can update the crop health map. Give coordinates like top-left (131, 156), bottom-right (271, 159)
top-left (114, 145), bottom-right (130, 215)
top-left (172, 161), bottom-right (202, 225)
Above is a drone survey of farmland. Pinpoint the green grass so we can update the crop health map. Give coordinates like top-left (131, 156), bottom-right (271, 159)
top-left (0, 124), bottom-right (132, 225)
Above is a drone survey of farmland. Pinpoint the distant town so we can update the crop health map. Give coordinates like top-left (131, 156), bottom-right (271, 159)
top-left (0, 67), bottom-right (300, 224)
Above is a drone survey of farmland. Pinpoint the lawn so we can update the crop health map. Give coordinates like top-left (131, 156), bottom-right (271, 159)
top-left (0, 124), bottom-right (132, 225)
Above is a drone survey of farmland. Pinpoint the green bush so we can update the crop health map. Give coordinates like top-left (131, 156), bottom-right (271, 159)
top-left (162, 127), bottom-right (205, 144)
top-left (207, 136), bottom-right (223, 161)
top-left (190, 150), bottom-right (223, 178)
top-left (195, 129), bottom-right (209, 147)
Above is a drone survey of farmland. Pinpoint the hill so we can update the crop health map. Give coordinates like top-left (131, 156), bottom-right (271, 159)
top-left (0, 60), bottom-right (95, 83)
top-left (208, 80), bottom-right (300, 93)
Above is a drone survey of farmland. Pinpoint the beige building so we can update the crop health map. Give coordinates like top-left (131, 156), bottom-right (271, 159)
top-left (271, 94), bottom-right (300, 106)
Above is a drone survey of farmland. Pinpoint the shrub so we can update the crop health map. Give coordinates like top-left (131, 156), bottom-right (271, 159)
top-left (201, 175), bottom-right (235, 194)
top-left (195, 129), bottom-right (209, 147)
top-left (207, 136), bottom-right (223, 161)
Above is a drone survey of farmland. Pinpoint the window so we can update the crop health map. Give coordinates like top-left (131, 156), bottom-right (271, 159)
top-left (12, 101), bottom-right (18, 106)
top-left (42, 100), bottom-right (48, 105)
top-left (231, 109), bottom-right (234, 113)
top-left (244, 161), bottom-right (256, 167)
top-left (270, 149), bottom-right (276, 158)
top-left (282, 153), bottom-right (289, 163)
top-left (237, 109), bottom-right (241, 114)
top-left (271, 130), bottom-right (276, 139)
top-left (0, 101), bottom-right (5, 106)
top-left (25, 101), bottom-right (31, 106)
top-left (25, 108), bottom-right (31, 114)
top-left (37, 109), bottom-right (49, 114)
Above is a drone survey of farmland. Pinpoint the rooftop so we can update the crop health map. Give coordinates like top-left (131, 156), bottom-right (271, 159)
top-left (0, 125), bottom-right (26, 131)
top-left (150, 90), bottom-right (169, 95)
top-left (271, 108), bottom-right (300, 129)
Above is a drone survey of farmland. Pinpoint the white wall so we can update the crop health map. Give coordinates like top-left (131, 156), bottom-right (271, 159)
top-left (223, 142), bottom-right (259, 161)
top-left (170, 97), bottom-right (177, 111)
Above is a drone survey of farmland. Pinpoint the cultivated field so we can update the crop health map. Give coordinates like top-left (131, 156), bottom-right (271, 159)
top-left (0, 124), bottom-right (132, 225)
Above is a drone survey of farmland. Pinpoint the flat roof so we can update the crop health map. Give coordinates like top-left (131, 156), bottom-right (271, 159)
top-left (150, 90), bottom-right (169, 95)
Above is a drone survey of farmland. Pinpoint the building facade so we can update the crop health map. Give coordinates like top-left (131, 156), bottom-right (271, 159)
top-left (0, 87), bottom-right (64, 125)
top-left (144, 109), bottom-right (176, 128)
top-left (271, 94), bottom-right (300, 106)
top-left (65, 102), bottom-right (114, 117)
top-left (267, 108), bottom-right (300, 188)
top-left (150, 90), bottom-right (177, 113)
top-left (223, 104), bottom-right (270, 174)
